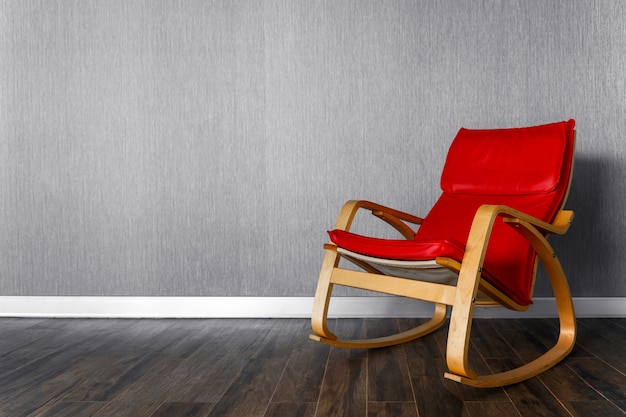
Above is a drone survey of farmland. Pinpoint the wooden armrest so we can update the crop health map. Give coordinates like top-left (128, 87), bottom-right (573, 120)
top-left (371, 210), bottom-right (421, 240)
top-left (456, 204), bottom-right (574, 296)
top-left (464, 205), bottom-right (574, 255)
top-left (333, 200), bottom-right (422, 239)
top-left (502, 209), bottom-right (573, 235)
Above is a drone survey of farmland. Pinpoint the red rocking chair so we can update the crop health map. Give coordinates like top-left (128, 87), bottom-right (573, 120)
top-left (310, 120), bottom-right (577, 387)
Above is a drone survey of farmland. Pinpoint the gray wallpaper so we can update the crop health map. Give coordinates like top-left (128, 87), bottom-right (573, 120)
top-left (0, 1), bottom-right (624, 297)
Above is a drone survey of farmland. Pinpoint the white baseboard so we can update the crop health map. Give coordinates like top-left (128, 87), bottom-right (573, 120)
top-left (0, 296), bottom-right (623, 318)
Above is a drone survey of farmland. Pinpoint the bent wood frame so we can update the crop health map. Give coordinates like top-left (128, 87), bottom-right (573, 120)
top-left (310, 200), bottom-right (576, 388)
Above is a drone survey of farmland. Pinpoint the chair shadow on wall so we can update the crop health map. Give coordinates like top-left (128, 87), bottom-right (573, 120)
top-left (537, 155), bottom-right (614, 297)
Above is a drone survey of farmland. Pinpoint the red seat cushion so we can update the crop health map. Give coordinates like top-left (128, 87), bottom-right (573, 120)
top-left (328, 229), bottom-right (466, 261)
top-left (328, 120), bottom-right (576, 306)
top-left (329, 194), bottom-right (550, 306)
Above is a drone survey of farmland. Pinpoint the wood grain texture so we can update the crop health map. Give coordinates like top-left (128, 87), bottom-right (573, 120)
top-left (490, 359), bottom-right (575, 417)
top-left (565, 358), bottom-right (626, 405)
top-left (462, 401), bottom-right (520, 417)
top-left (264, 402), bottom-right (317, 417)
top-left (314, 318), bottom-right (368, 417)
top-left (150, 402), bottom-right (214, 417)
top-left (270, 321), bottom-right (330, 403)
top-left (366, 319), bottom-right (414, 402)
top-left (0, 318), bottom-right (624, 416)
top-left (367, 402), bottom-right (418, 417)
top-left (564, 400), bottom-right (626, 417)
top-left (0, 1), bottom-right (625, 299)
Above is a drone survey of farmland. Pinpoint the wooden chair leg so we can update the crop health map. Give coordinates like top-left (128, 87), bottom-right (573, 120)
top-left (444, 219), bottom-right (576, 387)
top-left (445, 270), bottom-right (575, 387)
top-left (311, 249), bottom-right (340, 342)
top-left (311, 240), bottom-right (448, 349)
top-left (310, 200), bottom-right (364, 341)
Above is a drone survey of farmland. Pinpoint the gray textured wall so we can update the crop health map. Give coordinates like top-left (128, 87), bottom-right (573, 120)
top-left (0, 1), bottom-right (624, 297)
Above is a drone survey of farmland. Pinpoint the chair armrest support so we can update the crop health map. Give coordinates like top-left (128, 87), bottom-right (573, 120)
top-left (458, 204), bottom-right (574, 286)
top-left (333, 200), bottom-right (423, 239)
top-left (503, 209), bottom-right (574, 235)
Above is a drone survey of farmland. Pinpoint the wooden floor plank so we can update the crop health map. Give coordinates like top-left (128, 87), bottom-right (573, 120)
top-left (367, 319), bottom-right (414, 402)
top-left (93, 356), bottom-right (184, 406)
top-left (206, 320), bottom-right (300, 417)
top-left (537, 357), bottom-right (605, 402)
top-left (153, 319), bottom-right (218, 359)
top-left (149, 402), bottom-right (214, 417)
top-left (495, 326), bottom-right (552, 362)
top-left (367, 402), bottom-right (418, 417)
top-left (565, 357), bottom-right (626, 405)
top-left (264, 402), bottom-right (317, 417)
top-left (576, 319), bottom-right (626, 373)
top-left (491, 358), bottom-right (577, 417)
top-left (91, 399), bottom-right (162, 417)
top-left (327, 318), bottom-right (369, 360)
top-left (563, 400), bottom-right (626, 417)
top-left (0, 320), bottom-right (142, 416)
top-left (402, 329), bottom-right (468, 417)
top-left (0, 329), bottom-right (62, 381)
top-left (90, 320), bottom-right (266, 417)
top-left (0, 320), bottom-right (48, 355)
top-left (570, 317), bottom-right (622, 382)
top-left (606, 318), bottom-right (626, 330)
top-left (271, 321), bottom-right (330, 403)
top-left (315, 357), bottom-right (367, 417)
top-left (315, 319), bottom-right (368, 417)
top-left (159, 320), bottom-right (270, 404)
top-left (466, 319), bottom-right (522, 360)
top-left (408, 355), bottom-right (467, 416)
top-left (0, 318), bottom-right (623, 417)
top-left (25, 401), bottom-right (108, 417)
top-left (521, 318), bottom-right (593, 358)
top-left (463, 401), bottom-right (521, 417)
top-left (60, 352), bottom-right (162, 402)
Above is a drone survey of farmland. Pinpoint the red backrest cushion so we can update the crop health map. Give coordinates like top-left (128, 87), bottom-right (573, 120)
top-left (441, 120), bottom-right (573, 195)
top-left (416, 120), bottom-right (576, 305)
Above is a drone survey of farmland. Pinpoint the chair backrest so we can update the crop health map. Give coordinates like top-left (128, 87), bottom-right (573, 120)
top-left (415, 120), bottom-right (576, 305)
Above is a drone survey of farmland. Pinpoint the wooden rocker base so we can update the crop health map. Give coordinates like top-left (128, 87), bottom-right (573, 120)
top-left (309, 204), bottom-right (577, 388)
top-left (312, 296), bottom-right (575, 387)
top-left (444, 329), bottom-right (576, 387)
top-left (309, 303), bottom-right (448, 349)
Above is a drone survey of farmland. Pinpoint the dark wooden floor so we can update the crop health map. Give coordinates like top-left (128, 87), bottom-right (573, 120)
top-left (0, 317), bottom-right (624, 417)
